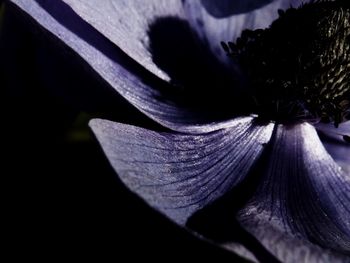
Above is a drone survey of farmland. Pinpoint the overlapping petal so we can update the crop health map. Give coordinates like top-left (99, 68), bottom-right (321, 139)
top-left (89, 117), bottom-right (274, 225)
top-left (8, 0), bottom-right (241, 133)
top-left (8, 1), bottom-right (350, 261)
top-left (238, 123), bottom-right (350, 262)
top-left (200, 0), bottom-right (274, 18)
top-left (316, 121), bottom-right (350, 174)
top-left (183, 0), bottom-right (310, 66)
top-left (61, 0), bottom-right (186, 82)
top-left (61, 0), bottom-right (312, 73)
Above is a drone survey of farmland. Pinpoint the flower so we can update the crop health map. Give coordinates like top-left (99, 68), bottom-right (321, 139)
top-left (8, 0), bottom-right (350, 262)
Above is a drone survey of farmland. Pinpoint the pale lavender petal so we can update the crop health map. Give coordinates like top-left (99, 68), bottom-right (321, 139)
top-left (61, 0), bottom-right (186, 82)
top-left (200, 0), bottom-right (274, 18)
top-left (9, 0), bottom-right (239, 133)
top-left (183, 0), bottom-right (311, 67)
top-left (315, 121), bottom-right (350, 141)
top-left (238, 123), bottom-right (350, 262)
top-left (89, 117), bottom-right (274, 225)
top-left (316, 121), bottom-right (350, 174)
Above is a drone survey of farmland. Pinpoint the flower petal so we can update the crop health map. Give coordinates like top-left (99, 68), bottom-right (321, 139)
top-left (31, 0), bottom-right (248, 113)
top-left (200, 0), bottom-right (274, 18)
top-left (60, 0), bottom-right (186, 82)
top-left (26, 1), bottom-right (243, 105)
top-left (183, 0), bottom-right (310, 66)
top-left (89, 117), bottom-right (274, 225)
top-left (316, 121), bottom-right (350, 175)
top-left (9, 0), bottom-right (241, 133)
top-left (238, 123), bottom-right (350, 262)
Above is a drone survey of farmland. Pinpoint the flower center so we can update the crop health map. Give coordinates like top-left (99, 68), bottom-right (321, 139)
top-left (222, 0), bottom-right (350, 127)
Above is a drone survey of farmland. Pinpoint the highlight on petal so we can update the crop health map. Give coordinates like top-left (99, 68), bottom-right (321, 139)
top-left (89, 117), bottom-right (274, 225)
top-left (238, 123), bottom-right (350, 262)
top-left (61, 0), bottom-right (186, 82)
top-left (8, 0), bottom-right (241, 133)
top-left (183, 0), bottom-right (311, 66)
top-left (316, 121), bottom-right (350, 175)
top-left (200, 0), bottom-right (274, 18)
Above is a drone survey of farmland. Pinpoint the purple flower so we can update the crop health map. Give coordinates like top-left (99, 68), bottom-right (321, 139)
top-left (8, 0), bottom-right (350, 262)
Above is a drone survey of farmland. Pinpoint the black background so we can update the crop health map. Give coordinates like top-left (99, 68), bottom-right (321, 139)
top-left (1, 1), bottom-right (247, 261)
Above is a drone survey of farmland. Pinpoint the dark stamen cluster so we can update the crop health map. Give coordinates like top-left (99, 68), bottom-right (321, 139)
top-left (222, 0), bottom-right (350, 126)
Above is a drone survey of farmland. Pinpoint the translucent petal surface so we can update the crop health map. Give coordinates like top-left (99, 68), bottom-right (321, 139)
top-left (238, 123), bottom-right (350, 262)
top-left (90, 117), bottom-right (274, 225)
top-left (62, 0), bottom-right (312, 73)
top-left (61, 0), bottom-right (185, 82)
top-left (200, 0), bottom-right (274, 18)
top-left (9, 0), bottom-right (240, 133)
top-left (316, 121), bottom-right (350, 175)
top-left (183, 0), bottom-right (310, 66)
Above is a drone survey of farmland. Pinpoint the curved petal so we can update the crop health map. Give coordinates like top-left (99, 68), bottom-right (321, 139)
top-left (238, 123), bottom-right (350, 262)
top-left (316, 121), bottom-right (350, 174)
top-left (183, 0), bottom-right (310, 67)
top-left (61, 0), bottom-right (186, 82)
top-left (30, 0), bottom-right (311, 81)
top-left (89, 117), bottom-right (274, 225)
top-left (200, 0), bottom-right (274, 18)
top-left (9, 0), bottom-right (242, 133)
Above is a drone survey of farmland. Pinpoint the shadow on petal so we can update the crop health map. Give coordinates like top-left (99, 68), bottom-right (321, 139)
top-left (148, 17), bottom-right (251, 120)
top-left (187, 123), bottom-right (350, 262)
top-left (4, 0), bottom-right (160, 131)
top-left (200, 0), bottom-right (274, 18)
top-left (186, 125), bottom-right (281, 262)
top-left (33, 0), bottom-right (164, 90)
top-left (237, 123), bottom-right (350, 262)
top-left (22, 0), bottom-right (249, 132)
top-left (316, 121), bottom-right (350, 174)
top-left (89, 117), bottom-right (274, 225)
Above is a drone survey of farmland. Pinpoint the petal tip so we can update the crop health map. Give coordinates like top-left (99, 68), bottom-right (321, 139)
top-left (88, 118), bottom-right (111, 138)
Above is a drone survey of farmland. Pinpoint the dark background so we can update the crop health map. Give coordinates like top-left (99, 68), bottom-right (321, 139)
top-left (1, 1), bottom-right (247, 261)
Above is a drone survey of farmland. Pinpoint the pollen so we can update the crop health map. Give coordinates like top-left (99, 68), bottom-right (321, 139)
top-left (222, 0), bottom-right (350, 126)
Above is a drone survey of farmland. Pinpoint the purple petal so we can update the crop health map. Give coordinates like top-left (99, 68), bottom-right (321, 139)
top-left (9, 0), bottom-right (240, 133)
top-left (200, 0), bottom-right (274, 18)
top-left (183, 0), bottom-right (311, 67)
top-left (89, 117), bottom-right (274, 225)
top-left (61, 0), bottom-right (186, 82)
top-left (238, 123), bottom-right (350, 262)
top-left (316, 121), bottom-right (350, 174)
top-left (37, 0), bottom-right (250, 117)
